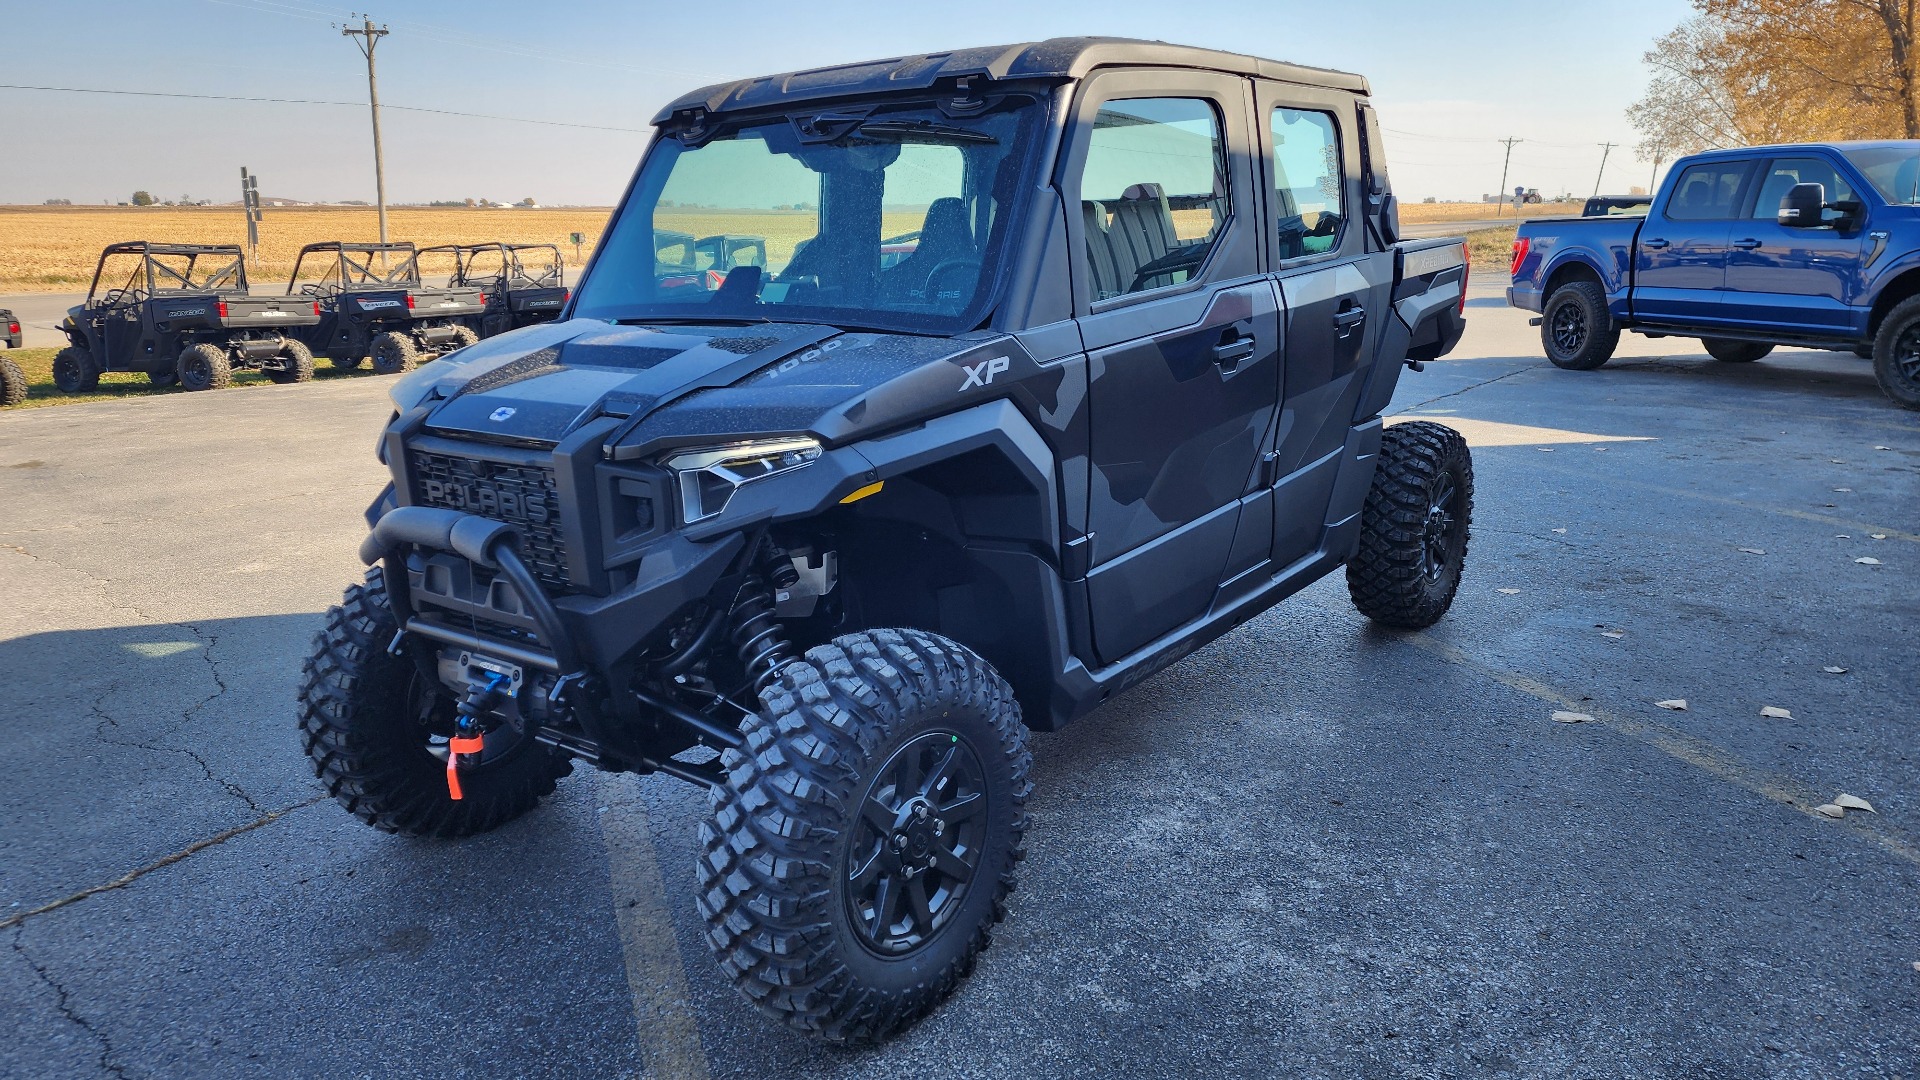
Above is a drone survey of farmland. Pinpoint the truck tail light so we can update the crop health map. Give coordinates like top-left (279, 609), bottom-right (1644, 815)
top-left (404, 294), bottom-right (416, 310)
top-left (216, 300), bottom-right (229, 318)
top-left (1510, 237), bottom-right (1531, 279)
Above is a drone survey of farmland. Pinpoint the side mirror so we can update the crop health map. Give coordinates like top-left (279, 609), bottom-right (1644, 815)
top-left (1778, 182), bottom-right (1825, 228)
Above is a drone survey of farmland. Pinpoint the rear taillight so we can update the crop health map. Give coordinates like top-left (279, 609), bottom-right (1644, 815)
top-left (1510, 237), bottom-right (1531, 279)
top-left (562, 289), bottom-right (570, 303)
top-left (404, 294), bottom-right (416, 310)
top-left (479, 293), bottom-right (488, 306)
top-left (313, 301), bottom-right (322, 316)
top-left (6, 321), bottom-right (17, 335)
top-left (216, 300), bottom-right (229, 318)
top-left (1460, 244), bottom-right (1471, 315)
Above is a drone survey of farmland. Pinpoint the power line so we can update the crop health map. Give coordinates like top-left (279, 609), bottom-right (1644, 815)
top-left (0, 83), bottom-right (648, 133)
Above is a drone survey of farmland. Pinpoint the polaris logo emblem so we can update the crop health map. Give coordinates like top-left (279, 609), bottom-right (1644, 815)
top-left (489, 407), bottom-right (517, 422)
top-left (958, 355), bottom-right (1010, 391)
top-left (361, 299), bottom-right (405, 310)
top-left (166, 308), bottom-right (208, 318)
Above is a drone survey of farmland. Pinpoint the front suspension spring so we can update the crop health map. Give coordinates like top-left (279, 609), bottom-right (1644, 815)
top-left (731, 554), bottom-right (800, 690)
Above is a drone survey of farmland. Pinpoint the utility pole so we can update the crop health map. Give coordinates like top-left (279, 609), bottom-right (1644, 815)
top-left (1593, 142), bottom-right (1616, 199)
top-left (341, 16), bottom-right (391, 248)
top-left (1649, 152), bottom-right (1664, 198)
top-left (1495, 137), bottom-right (1523, 217)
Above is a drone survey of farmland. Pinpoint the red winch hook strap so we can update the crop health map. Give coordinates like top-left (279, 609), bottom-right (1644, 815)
top-left (446, 735), bottom-right (485, 801)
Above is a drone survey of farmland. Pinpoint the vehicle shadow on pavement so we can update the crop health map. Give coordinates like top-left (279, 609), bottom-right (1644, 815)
top-left (1585, 351), bottom-right (1892, 405)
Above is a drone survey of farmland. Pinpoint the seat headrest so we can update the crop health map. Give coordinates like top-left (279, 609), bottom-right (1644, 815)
top-left (1120, 183), bottom-right (1165, 201)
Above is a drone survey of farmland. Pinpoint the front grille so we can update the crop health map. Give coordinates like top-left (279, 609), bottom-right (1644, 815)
top-left (408, 449), bottom-right (572, 591)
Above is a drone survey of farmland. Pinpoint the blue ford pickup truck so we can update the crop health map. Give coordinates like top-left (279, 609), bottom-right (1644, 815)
top-left (1508, 141), bottom-right (1920, 408)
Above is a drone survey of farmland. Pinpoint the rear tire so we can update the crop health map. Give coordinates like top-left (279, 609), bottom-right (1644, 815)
top-left (444, 325), bottom-right (479, 354)
top-left (1348, 421), bottom-right (1474, 629)
top-left (1540, 280), bottom-right (1619, 370)
top-left (177, 343), bottom-right (232, 391)
top-left (52, 346), bottom-right (100, 393)
top-left (1702, 338), bottom-right (1772, 363)
top-left (0, 357), bottom-right (25, 407)
top-left (1871, 295), bottom-right (1920, 410)
top-left (370, 331), bottom-right (421, 376)
top-left (699, 629), bottom-right (1031, 1045)
top-left (265, 339), bottom-right (316, 384)
top-left (296, 567), bottom-right (572, 837)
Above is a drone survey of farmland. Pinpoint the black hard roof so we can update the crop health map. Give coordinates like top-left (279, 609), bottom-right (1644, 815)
top-left (652, 37), bottom-right (1368, 123)
top-left (295, 241), bottom-right (419, 254)
top-left (99, 241), bottom-right (244, 257)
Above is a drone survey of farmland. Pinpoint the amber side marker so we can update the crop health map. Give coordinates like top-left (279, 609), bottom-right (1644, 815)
top-left (839, 481), bottom-right (885, 504)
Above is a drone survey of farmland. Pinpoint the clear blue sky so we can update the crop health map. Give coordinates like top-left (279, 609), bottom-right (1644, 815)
top-left (0, 0), bottom-right (1695, 206)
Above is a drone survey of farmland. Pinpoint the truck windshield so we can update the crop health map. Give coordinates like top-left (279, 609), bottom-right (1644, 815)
top-left (1842, 146), bottom-right (1920, 204)
top-left (572, 96), bottom-right (1041, 334)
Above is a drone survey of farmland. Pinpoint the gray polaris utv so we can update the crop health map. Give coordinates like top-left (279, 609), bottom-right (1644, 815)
top-left (411, 242), bottom-right (571, 339)
top-left (53, 243), bottom-right (321, 392)
top-left (300, 38), bottom-right (1471, 1044)
top-left (0, 309), bottom-right (22, 407)
top-left (284, 242), bottom-right (486, 375)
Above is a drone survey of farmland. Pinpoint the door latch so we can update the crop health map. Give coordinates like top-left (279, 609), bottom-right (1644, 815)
top-left (1333, 306), bottom-right (1367, 339)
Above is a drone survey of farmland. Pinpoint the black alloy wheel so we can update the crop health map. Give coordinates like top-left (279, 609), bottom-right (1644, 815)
top-left (1420, 471), bottom-right (1464, 584)
top-left (1871, 294), bottom-right (1920, 409)
top-left (1540, 280), bottom-right (1618, 370)
top-left (1549, 302), bottom-right (1586, 355)
top-left (845, 731), bottom-right (989, 956)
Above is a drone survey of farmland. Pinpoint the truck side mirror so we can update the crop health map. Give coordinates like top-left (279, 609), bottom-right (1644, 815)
top-left (1778, 182), bottom-right (1825, 228)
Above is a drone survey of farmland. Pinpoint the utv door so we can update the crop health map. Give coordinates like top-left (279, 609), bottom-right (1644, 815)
top-left (1066, 70), bottom-right (1281, 665)
top-left (1256, 82), bottom-right (1395, 570)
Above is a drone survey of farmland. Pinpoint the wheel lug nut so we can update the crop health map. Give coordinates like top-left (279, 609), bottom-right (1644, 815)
top-left (932, 819), bottom-right (945, 835)
top-left (914, 804), bottom-right (929, 819)
top-left (893, 833), bottom-right (907, 848)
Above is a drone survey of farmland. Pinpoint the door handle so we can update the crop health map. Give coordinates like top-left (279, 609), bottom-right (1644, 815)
top-left (1732, 238), bottom-right (1762, 250)
top-left (1642, 238), bottom-right (1670, 250)
top-left (1212, 334), bottom-right (1256, 371)
top-left (1333, 306), bottom-right (1367, 338)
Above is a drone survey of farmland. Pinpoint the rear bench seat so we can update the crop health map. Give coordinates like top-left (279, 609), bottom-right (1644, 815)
top-left (1081, 183), bottom-right (1180, 301)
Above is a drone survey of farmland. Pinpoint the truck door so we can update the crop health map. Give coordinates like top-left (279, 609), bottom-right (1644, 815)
top-left (1066, 70), bottom-right (1280, 665)
top-left (1634, 158), bottom-right (1756, 327)
top-left (1721, 154), bottom-right (1868, 336)
top-left (1257, 81), bottom-right (1392, 570)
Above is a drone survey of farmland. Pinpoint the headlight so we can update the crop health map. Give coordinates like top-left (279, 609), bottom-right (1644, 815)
top-left (666, 437), bottom-right (822, 523)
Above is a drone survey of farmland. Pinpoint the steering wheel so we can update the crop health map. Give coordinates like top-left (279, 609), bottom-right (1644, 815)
top-left (102, 288), bottom-right (126, 306)
top-left (920, 257), bottom-right (982, 304)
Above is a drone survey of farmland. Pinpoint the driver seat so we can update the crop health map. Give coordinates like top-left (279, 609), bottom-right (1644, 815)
top-left (889, 197), bottom-right (975, 298)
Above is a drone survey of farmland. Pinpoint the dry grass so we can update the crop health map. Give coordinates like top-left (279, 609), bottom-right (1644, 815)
top-left (0, 206), bottom-right (616, 292)
top-left (1399, 201), bottom-right (1582, 224)
top-left (0, 346), bottom-right (375, 409)
top-left (1464, 225), bottom-right (1520, 273)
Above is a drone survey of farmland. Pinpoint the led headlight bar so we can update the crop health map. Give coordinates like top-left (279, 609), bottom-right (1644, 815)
top-left (666, 437), bottom-right (822, 523)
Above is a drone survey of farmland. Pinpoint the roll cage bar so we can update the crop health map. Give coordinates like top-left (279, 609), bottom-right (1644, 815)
top-left (86, 242), bottom-right (250, 305)
top-left (285, 241), bottom-right (421, 294)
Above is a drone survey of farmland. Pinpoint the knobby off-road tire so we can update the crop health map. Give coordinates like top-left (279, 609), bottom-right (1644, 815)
top-left (699, 629), bottom-right (1032, 1045)
top-left (265, 339), bottom-right (316, 384)
top-left (0, 357), bottom-right (26, 407)
top-left (370, 331), bottom-right (422, 376)
top-left (1348, 421), bottom-right (1474, 629)
top-left (296, 567), bottom-right (572, 837)
top-left (52, 346), bottom-right (100, 393)
top-left (1540, 280), bottom-right (1619, 371)
top-left (1702, 338), bottom-right (1773, 363)
top-left (177, 343), bottom-right (232, 391)
top-left (1871, 295), bottom-right (1920, 410)
top-left (445, 325), bottom-right (480, 353)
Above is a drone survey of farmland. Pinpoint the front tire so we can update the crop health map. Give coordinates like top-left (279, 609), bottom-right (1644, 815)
top-left (1702, 338), bottom-right (1772, 363)
top-left (52, 346), bottom-right (100, 393)
top-left (1348, 421), bottom-right (1474, 629)
top-left (296, 567), bottom-right (572, 837)
top-left (1540, 280), bottom-right (1619, 370)
top-left (1871, 295), bottom-right (1920, 410)
top-left (0, 357), bottom-right (26, 406)
top-left (265, 339), bottom-right (316, 384)
top-left (699, 629), bottom-right (1031, 1045)
top-left (370, 331), bottom-right (421, 376)
top-left (177, 343), bottom-right (232, 391)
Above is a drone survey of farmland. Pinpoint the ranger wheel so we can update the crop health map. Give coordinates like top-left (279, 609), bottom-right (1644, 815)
top-left (331, 353), bottom-right (365, 371)
top-left (1871, 295), bottom-right (1920, 410)
top-left (52, 346), bottom-right (101, 393)
top-left (1702, 338), bottom-right (1772, 363)
top-left (699, 629), bottom-right (1031, 1045)
top-left (265, 339), bottom-right (316, 384)
top-left (297, 567), bottom-right (572, 837)
top-left (445, 325), bottom-right (480, 353)
top-left (1348, 421), bottom-right (1474, 629)
top-left (370, 331), bottom-right (422, 376)
top-left (177, 343), bottom-right (233, 391)
top-left (1540, 280), bottom-right (1618, 370)
top-left (1, 356), bottom-right (28, 406)
top-left (148, 370), bottom-right (179, 388)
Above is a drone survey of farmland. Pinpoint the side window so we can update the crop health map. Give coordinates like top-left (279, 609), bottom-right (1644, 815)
top-left (1664, 162), bottom-right (1749, 220)
top-left (1752, 157), bottom-right (1855, 218)
top-left (1271, 107), bottom-right (1344, 259)
top-left (1077, 97), bottom-right (1228, 301)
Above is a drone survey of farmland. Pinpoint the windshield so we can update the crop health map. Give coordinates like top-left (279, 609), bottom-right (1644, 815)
top-left (1842, 146), bottom-right (1920, 204)
top-left (573, 96), bottom-right (1042, 333)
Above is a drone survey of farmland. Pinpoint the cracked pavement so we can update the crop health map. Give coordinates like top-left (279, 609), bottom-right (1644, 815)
top-left (1, 287), bottom-right (1917, 1078)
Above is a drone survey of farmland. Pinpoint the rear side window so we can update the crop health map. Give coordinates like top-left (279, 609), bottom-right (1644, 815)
top-left (1751, 156), bottom-right (1855, 218)
top-left (1664, 162), bottom-right (1750, 220)
top-left (1077, 97), bottom-right (1228, 301)
top-left (1271, 108), bottom-right (1344, 258)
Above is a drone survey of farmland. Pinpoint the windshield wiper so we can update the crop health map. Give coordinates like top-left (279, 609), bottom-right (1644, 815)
top-left (847, 119), bottom-right (997, 145)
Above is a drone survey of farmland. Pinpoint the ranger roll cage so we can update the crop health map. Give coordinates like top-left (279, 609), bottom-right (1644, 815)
top-left (86, 242), bottom-right (250, 305)
top-left (285, 241), bottom-right (422, 294)
top-left (406, 243), bottom-right (566, 289)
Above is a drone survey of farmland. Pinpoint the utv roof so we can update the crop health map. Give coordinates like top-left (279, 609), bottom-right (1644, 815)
top-left (652, 37), bottom-right (1368, 124)
top-left (98, 241), bottom-right (246, 257)
top-left (295, 241), bottom-right (420, 255)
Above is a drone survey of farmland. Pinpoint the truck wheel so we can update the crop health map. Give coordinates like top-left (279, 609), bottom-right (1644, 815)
top-left (52, 346), bottom-right (100, 393)
top-left (1540, 281), bottom-right (1618, 370)
top-left (699, 629), bottom-right (1031, 1045)
top-left (0, 357), bottom-right (25, 407)
top-left (177, 343), bottom-right (233, 391)
top-left (1347, 421), bottom-right (1474, 629)
top-left (265, 339), bottom-right (316, 384)
top-left (370, 331), bottom-right (422, 375)
top-left (445, 326), bottom-right (480, 354)
top-left (331, 353), bottom-right (365, 371)
top-left (297, 567), bottom-right (572, 837)
top-left (1702, 338), bottom-right (1772, 363)
top-left (1871, 295), bottom-right (1920, 410)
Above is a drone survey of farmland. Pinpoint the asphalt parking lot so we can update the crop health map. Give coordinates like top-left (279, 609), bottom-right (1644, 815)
top-left (3, 284), bottom-right (1916, 1079)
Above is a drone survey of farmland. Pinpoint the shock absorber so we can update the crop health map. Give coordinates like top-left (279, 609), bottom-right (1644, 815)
top-left (731, 547), bottom-right (800, 690)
